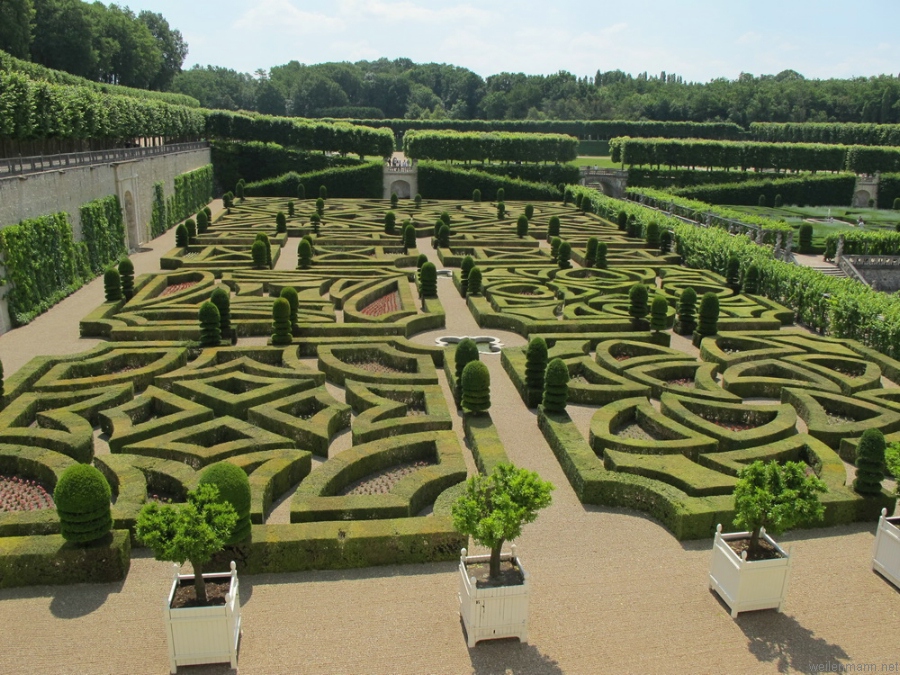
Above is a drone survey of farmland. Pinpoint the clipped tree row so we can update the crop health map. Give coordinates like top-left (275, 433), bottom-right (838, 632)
top-left (672, 173), bottom-right (857, 207)
top-left (417, 161), bottom-right (560, 200)
top-left (823, 230), bottom-right (900, 257)
top-left (243, 162), bottom-right (383, 198)
top-left (751, 122), bottom-right (900, 147)
top-left (403, 130), bottom-right (578, 163)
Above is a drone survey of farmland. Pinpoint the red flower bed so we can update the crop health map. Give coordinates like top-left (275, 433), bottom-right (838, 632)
top-left (360, 291), bottom-right (400, 317)
top-left (0, 474), bottom-right (55, 511)
top-left (160, 281), bottom-right (198, 297)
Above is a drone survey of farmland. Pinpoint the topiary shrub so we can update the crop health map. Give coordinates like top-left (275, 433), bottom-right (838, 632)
top-left (104, 268), bottom-right (122, 303)
top-left (676, 287), bottom-right (697, 334)
top-left (198, 462), bottom-right (251, 544)
top-left (297, 238), bottom-right (312, 269)
top-left (204, 206), bottom-right (212, 221)
top-left (416, 253), bottom-right (428, 275)
top-left (563, 187), bottom-right (573, 204)
top-left (596, 241), bottom-right (608, 269)
top-left (774, 194), bottom-right (784, 208)
top-left (547, 215), bottom-right (560, 242)
top-left (251, 240), bottom-right (268, 269)
top-left (256, 233), bottom-right (272, 267)
top-left (414, 193), bottom-right (422, 208)
top-left (319, 185), bottom-right (327, 200)
top-left (236, 179), bottom-right (245, 202)
top-left (175, 223), bottom-right (189, 248)
top-left (310, 213), bottom-right (321, 235)
top-left (118, 259), bottom-right (134, 301)
top-left (210, 286), bottom-right (231, 337)
top-left (472, 188), bottom-right (481, 202)
top-left (758, 194), bottom-right (767, 207)
top-left (199, 301), bottom-right (222, 347)
top-left (390, 192), bottom-right (399, 208)
top-left (660, 229), bottom-right (673, 254)
top-left (461, 360), bottom-right (490, 415)
top-left (276, 211), bottom-right (287, 234)
top-left (315, 197), bottom-right (325, 216)
top-left (645, 221), bottom-right (660, 248)
top-left (581, 199), bottom-right (593, 214)
top-left (726, 254), bottom-right (741, 291)
top-left (697, 292), bottom-right (719, 338)
top-left (271, 297), bottom-right (292, 346)
top-left (799, 223), bottom-right (813, 254)
top-left (525, 336), bottom-right (548, 396)
top-left (558, 241), bottom-right (572, 270)
top-left (185, 218), bottom-right (197, 241)
top-left (617, 210), bottom-right (628, 231)
top-left (196, 210), bottom-right (209, 234)
top-left (460, 255), bottom-right (475, 296)
top-left (541, 357), bottom-right (569, 414)
top-left (575, 193), bottom-right (584, 209)
top-left (403, 223), bottom-right (416, 253)
top-left (550, 236), bottom-right (562, 263)
top-left (437, 223), bottom-right (451, 248)
top-left (467, 267), bottom-right (483, 296)
top-left (854, 428), bottom-right (886, 496)
top-left (287, 201), bottom-right (295, 217)
top-left (496, 202), bottom-right (506, 219)
top-left (583, 237), bottom-right (598, 268)
top-left (626, 218), bottom-right (642, 239)
top-left (280, 286), bottom-right (299, 326)
top-left (524, 204), bottom-right (534, 220)
top-left (650, 294), bottom-right (668, 332)
top-left (440, 211), bottom-right (451, 227)
top-left (516, 214), bottom-right (528, 238)
top-left (54, 464), bottom-right (112, 544)
top-left (420, 262), bottom-right (437, 298)
top-left (454, 338), bottom-right (480, 406)
top-left (384, 210), bottom-right (396, 234)
top-left (496, 187), bottom-right (505, 202)
top-left (297, 184), bottom-right (306, 200)
top-left (743, 264), bottom-right (760, 294)
top-left (894, 197), bottom-right (900, 211)
top-left (629, 283), bottom-right (649, 326)
top-left (222, 191), bottom-right (234, 210)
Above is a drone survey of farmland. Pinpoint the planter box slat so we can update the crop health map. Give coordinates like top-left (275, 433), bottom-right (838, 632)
top-left (458, 547), bottom-right (528, 647)
top-left (872, 509), bottom-right (900, 590)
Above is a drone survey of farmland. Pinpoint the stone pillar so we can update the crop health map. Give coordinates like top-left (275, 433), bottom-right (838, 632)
top-left (784, 231), bottom-right (793, 260)
top-left (835, 235), bottom-right (844, 265)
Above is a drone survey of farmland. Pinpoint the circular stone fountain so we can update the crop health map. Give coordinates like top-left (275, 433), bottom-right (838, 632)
top-left (435, 335), bottom-right (504, 354)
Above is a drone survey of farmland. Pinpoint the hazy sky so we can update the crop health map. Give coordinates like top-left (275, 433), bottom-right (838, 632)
top-left (120, 0), bottom-right (900, 82)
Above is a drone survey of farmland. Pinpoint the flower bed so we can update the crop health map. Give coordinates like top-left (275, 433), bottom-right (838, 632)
top-left (0, 475), bottom-right (54, 512)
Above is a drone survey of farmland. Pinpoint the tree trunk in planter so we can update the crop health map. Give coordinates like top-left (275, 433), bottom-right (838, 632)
top-left (458, 547), bottom-right (529, 648)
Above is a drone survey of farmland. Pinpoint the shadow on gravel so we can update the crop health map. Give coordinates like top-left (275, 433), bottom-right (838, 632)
top-left (466, 634), bottom-right (564, 675)
top-left (49, 580), bottom-right (125, 619)
top-left (737, 611), bottom-right (849, 673)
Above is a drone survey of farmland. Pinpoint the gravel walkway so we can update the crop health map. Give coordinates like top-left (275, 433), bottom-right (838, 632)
top-left (0, 214), bottom-right (897, 675)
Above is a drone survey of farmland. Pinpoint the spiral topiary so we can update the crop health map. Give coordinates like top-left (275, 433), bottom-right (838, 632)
top-left (199, 301), bottom-right (221, 347)
top-left (310, 212), bottom-right (321, 234)
top-left (280, 286), bottom-right (299, 326)
top-left (461, 360), bottom-right (491, 415)
top-left (626, 218), bottom-right (642, 239)
top-left (584, 237), bottom-right (598, 268)
top-left (54, 464), bottom-right (112, 544)
top-left (645, 221), bottom-right (660, 248)
top-left (563, 187), bottom-right (573, 204)
top-left (558, 241), bottom-right (572, 269)
top-left (198, 462), bottom-right (252, 544)
top-left (629, 283), bottom-right (649, 323)
top-left (185, 218), bottom-right (197, 241)
top-left (319, 185), bottom-right (327, 200)
top-left (697, 292), bottom-right (719, 338)
top-left (743, 264), bottom-right (760, 294)
top-left (196, 210), bottom-right (209, 234)
top-left (460, 255), bottom-right (474, 296)
top-left (496, 202), bottom-right (506, 219)
top-left (575, 192), bottom-right (584, 209)
top-left (524, 203), bottom-right (534, 220)
top-left (416, 254), bottom-right (428, 275)
top-left (650, 294), bottom-right (669, 332)
top-left (437, 223), bottom-right (451, 248)
top-left (298, 238), bottom-right (312, 269)
top-left (210, 287), bottom-right (231, 337)
top-left (676, 286), bottom-right (697, 335)
top-left (315, 197), bottom-right (325, 217)
top-left (726, 254), bottom-right (741, 291)
top-left (251, 240), bottom-right (268, 269)
top-left (420, 262), bottom-right (437, 298)
top-left (467, 267), bottom-right (483, 296)
top-left (550, 236), bottom-right (562, 263)
top-left (271, 297), bottom-right (292, 346)
top-left (854, 428), bottom-right (886, 496)
top-left (453, 337), bottom-right (480, 405)
top-left (117, 259), bottom-right (134, 300)
top-left (384, 210), bottom-right (396, 234)
top-left (440, 211), bottom-right (450, 227)
top-left (581, 198), bottom-right (592, 214)
top-left (175, 223), bottom-right (188, 248)
top-left (525, 336), bottom-right (548, 394)
top-left (276, 211), bottom-right (287, 234)
top-left (596, 241), bottom-right (608, 269)
top-left (104, 268), bottom-right (122, 303)
top-left (547, 215), bottom-right (560, 242)
top-left (541, 358), bottom-right (569, 414)
top-left (287, 200), bottom-right (295, 217)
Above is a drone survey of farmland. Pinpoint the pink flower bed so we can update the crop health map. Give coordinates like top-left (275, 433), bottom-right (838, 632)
top-left (0, 475), bottom-right (55, 511)
top-left (360, 291), bottom-right (400, 317)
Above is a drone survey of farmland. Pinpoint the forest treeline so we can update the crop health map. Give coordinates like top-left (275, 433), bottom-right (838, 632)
top-left (3, 0), bottom-right (900, 127)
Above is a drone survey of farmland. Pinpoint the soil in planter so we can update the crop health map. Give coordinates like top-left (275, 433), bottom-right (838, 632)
top-left (726, 536), bottom-right (785, 562)
top-left (465, 559), bottom-right (525, 588)
top-left (171, 579), bottom-right (231, 609)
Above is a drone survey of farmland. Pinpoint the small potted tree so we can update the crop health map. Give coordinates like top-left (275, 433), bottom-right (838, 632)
top-left (136, 482), bottom-right (241, 673)
top-left (708, 460), bottom-right (825, 617)
top-left (452, 463), bottom-right (554, 647)
top-left (870, 433), bottom-right (899, 589)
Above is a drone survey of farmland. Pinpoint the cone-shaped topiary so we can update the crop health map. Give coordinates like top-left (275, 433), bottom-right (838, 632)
top-left (440, 211), bottom-right (451, 227)
top-left (743, 264), bottom-right (760, 294)
top-left (251, 240), bottom-right (267, 269)
top-left (222, 191), bottom-right (234, 210)
top-left (660, 229), bottom-right (672, 254)
top-left (287, 201), bottom-right (295, 217)
top-left (199, 301), bottom-right (221, 347)
top-left (437, 223), bottom-right (451, 248)
top-left (496, 201), bottom-right (506, 219)
top-left (467, 267), bottom-right (483, 296)
top-left (390, 192), bottom-right (399, 208)
top-left (516, 214), bottom-right (529, 238)
top-left (256, 233), bottom-right (272, 268)
top-left (584, 237), bottom-right (598, 268)
top-left (298, 238), bottom-right (312, 269)
top-left (54, 464), bottom-right (112, 544)
top-left (319, 185), bottom-right (327, 199)
top-left (629, 283), bottom-right (649, 323)
top-left (726, 255), bottom-right (741, 291)
top-left (198, 462), bottom-right (252, 544)
top-left (697, 292), bottom-right (719, 337)
top-left (617, 210), bottom-right (628, 230)
top-left (525, 336), bottom-right (548, 394)
top-left (280, 286), bottom-right (299, 326)
top-left (799, 223), bottom-right (813, 254)
top-left (645, 221), bottom-right (660, 248)
top-left (175, 223), bottom-right (188, 248)
top-left (271, 297), bottom-right (292, 346)
top-left (403, 223), bottom-right (416, 253)
top-left (550, 236), bottom-right (562, 263)
top-left (420, 262), bottom-right (437, 298)
top-left (118, 259), bottom-right (134, 300)
top-left (558, 241), bottom-right (572, 269)
top-left (185, 218), bottom-right (197, 241)
top-left (472, 188), bottom-right (481, 202)
top-left (236, 179), bottom-right (245, 202)
top-left (297, 183), bottom-right (305, 200)
top-left (547, 215), bottom-right (560, 242)
top-left (454, 338), bottom-right (480, 406)
top-left (854, 428), bottom-right (886, 496)
top-left (496, 187), bottom-right (505, 202)
top-left (196, 209), bottom-right (209, 234)
top-left (276, 211), bottom-right (287, 233)
top-left (676, 287), bottom-right (697, 335)
top-left (414, 193), bottom-right (422, 208)
top-left (210, 287), bottom-right (231, 337)
top-left (596, 241), bottom-right (608, 269)
top-left (460, 255), bottom-right (474, 296)
top-left (104, 268), bottom-right (122, 302)
top-left (650, 294), bottom-right (669, 332)
top-left (461, 360), bottom-right (491, 415)
top-left (416, 254), bottom-right (428, 276)
top-left (524, 203), bottom-right (534, 220)
top-left (315, 197), bottom-right (325, 215)
top-left (384, 210), bottom-right (396, 234)
top-left (542, 357), bottom-right (569, 413)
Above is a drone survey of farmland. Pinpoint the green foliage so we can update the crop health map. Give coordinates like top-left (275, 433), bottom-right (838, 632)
top-left (210, 286), bottom-right (231, 337)
top-left (151, 182), bottom-right (167, 238)
top-left (596, 241), bottom-right (608, 269)
top-left (894, 197), bottom-right (900, 210)
top-left (676, 287), bottom-right (697, 334)
top-left (135, 483), bottom-right (238, 604)
top-left (185, 218), bottom-right (197, 241)
top-left (235, 181), bottom-right (245, 202)
top-left (297, 183), bottom-right (306, 200)
top-left (80, 195), bottom-right (126, 276)
top-left (315, 197), bottom-right (325, 216)
top-left (497, 201), bottom-right (506, 219)
top-left (254, 232), bottom-right (272, 268)
top-left (467, 267), bottom-right (483, 296)
top-left (626, 218), bottom-right (642, 239)
top-left (175, 223), bottom-right (188, 248)
top-left (103, 268), bottom-right (122, 303)
top-left (420, 262), bottom-right (437, 298)
top-left (496, 188), bottom-right (505, 202)
top-left (298, 238), bottom-right (312, 269)
top-left (547, 215), bottom-right (561, 241)
top-left (733, 460), bottom-right (825, 557)
top-left (525, 336), bottom-right (549, 393)
top-left (196, 209), bottom-right (209, 234)
top-left (416, 254), bottom-right (428, 272)
top-left (198, 301), bottom-right (221, 347)
top-left (617, 210), bottom-right (628, 230)
top-left (854, 429), bottom-right (886, 496)
top-left (558, 241), bottom-right (572, 269)
top-left (524, 204), bottom-right (534, 220)
top-left (472, 188), bottom-right (481, 202)
top-left (799, 223), bottom-right (813, 253)
top-left (390, 192), bottom-right (399, 208)
top-left (54, 464), bottom-right (112, 544)
top-left (659, 229), bottom-right (673, 254)
top-left (243, 163), bottom-right (383, 199)
top-left (198, 462), bottom-right (251, 544)
top-left (416, 162), bottom-right (560, 201)
top-left (672, 173), bottom-right (856, 209)
top-left (414, 193), bottom-right (422, 208)
top-left (584, 237), bottom-right (598, 267)
top-left (629, 283), bottom-right (649, 322)
top-left (774, 193), bottom-right (784, 207)
top-left (319, 185), bottom-right (328, 200)
top-left (550, 236), bottom-right (561, 263)
top-left (271, 297), bottom-right (292, 346)
top-left (222, 191), bottom-right (234, 210)
top-left (758, 194), bottom-right (767, 207)
top-left (516, 214), bottom-right (529, 238)
top-left (404, 129), bottom-right (578, 163)
top-left (726, 255), bottom-right (741, 290)
top-left (743, 264), bottom-right (760, 294)
top-left (287, 201), bottom-right (295, 217)
top-left (697, 292), bottom-right (719, 337)
top-left (542, 358), bottom-right (569, 414)
top-left (645, 221), bottom-right (661, 248)
top-left (384, 210), bottom-right (396, 234)
top-left (279, 286), bottom-right (299, 325)
top-left (276, 211), bottom-right (287, 234)
top-left (650, 295), bottom-right (669, 332)
top-left (454, 338), bottom-right (480, 404)
top-left (461, 360), bottom-right (491, 415)
top-left (451, 463), bottom-right (553, 579)
top-left (170, 166), bottom-right (214, 226)
top-left (437, 223), bottom-right (451, 248)
top-left (440, 211), bottom-right (451, 227)
top-left (403, 223), bottom-right (417, 252)
top-left (460, 255), bottom-right (475, 295)
top-left (575, 193), bottom-right (584, 209)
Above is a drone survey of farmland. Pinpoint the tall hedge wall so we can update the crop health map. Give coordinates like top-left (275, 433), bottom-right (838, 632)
top-left (243, 162), bottom-right (383, 198)
top-left (417, 161), bottom-right (560, 200)
top-left (671, 173), bottom-right (857, 207)
top-left (79, 195), bottom-right (126, 275)
top-left (752, 122), bottom-right (900, 147)
top-left (627, 167), bottom-right (811, 189)
top-left (403, 130), bottom-right (578, 163)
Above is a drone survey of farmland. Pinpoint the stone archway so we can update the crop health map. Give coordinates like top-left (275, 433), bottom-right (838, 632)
top-left (853, 189), bottom-right (872, 208)
top-left (389, 179), bottom-right (411, 199)
top-left (124, 191), bottom-right (138, 250)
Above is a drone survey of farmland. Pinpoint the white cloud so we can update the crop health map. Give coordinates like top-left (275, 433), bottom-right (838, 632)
top-left (338, 0), bottom-right (492, 24)
top-left (233, 0), bottom-right (344, 34)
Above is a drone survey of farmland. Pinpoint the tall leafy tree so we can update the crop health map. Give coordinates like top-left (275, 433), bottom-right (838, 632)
top-left (138, 10), bottom-right (187, 90)
top-left (0, 0), bottom-right (34, 58)
top-left (31, 0), bottom-right (97, 79)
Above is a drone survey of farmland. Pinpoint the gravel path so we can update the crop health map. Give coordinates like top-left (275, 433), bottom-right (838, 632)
top-left (0, 215), bottom-right (897, 674)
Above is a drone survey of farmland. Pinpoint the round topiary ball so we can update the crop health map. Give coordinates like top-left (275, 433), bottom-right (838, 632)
top-left (54, 464), bottom-right (112, 544)
top-left (198, 462), bottom-right (252, 544)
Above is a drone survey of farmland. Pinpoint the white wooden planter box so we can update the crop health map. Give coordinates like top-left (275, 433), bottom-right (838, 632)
top-left (872, 508), bottom-right (900, 590)
top-left (458, 546), bottom-right (528, 647)
top-left (708, 525), bottom-right (792, 618)
top-left (165, 561), bottom-right (241, 674)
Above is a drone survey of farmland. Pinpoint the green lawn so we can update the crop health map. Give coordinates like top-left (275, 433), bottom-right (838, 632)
top-left (571, 156), bottom-right (621, 169)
